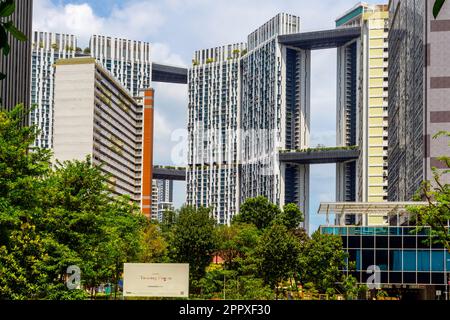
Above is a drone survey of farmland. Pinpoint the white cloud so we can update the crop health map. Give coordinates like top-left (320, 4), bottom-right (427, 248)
top-left (151, 43), bottom-right (186, 66)
top-left (33, 1), bottom-right (103, 45)
top-left (33, 0), bottom-right (167, 47)
top-left (102, 1), bottom-right (166, 42)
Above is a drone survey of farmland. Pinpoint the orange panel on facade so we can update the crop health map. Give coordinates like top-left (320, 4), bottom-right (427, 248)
top-left (141, 88), bottom-right (154, 218)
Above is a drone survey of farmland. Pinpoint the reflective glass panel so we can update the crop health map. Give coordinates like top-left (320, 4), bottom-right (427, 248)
top-left (403, 250), bottom-right (416, 271)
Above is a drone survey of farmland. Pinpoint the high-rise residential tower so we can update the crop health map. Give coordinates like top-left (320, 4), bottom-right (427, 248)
top-left (0, 0), bottom-right (33, 120)
top-left (388, 0), bottom-right (450, 201)
top-left (187, 14), bottom-right (309, 226)
top-left (30, 32), bottom-right (77, 148)
top-left (90, 35), bottom-right (152, 97)
top-left (188, 8), bottom-right (390, 230)
top-left (335, 3), bottom-right (390, 226)
top-left (29, 33), bottom-right (151, 148)
top-left (152, 179), bottom-right (174, 221)
top-left (53, 57), bottom-right (153, 212)
top-left (187, 43), bottom-right (246, 224)
top-left (240, 14), bottom-right (309, 226)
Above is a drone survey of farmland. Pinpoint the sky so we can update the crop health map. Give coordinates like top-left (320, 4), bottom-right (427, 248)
top-left (32, 0), bottom-right (387, 233)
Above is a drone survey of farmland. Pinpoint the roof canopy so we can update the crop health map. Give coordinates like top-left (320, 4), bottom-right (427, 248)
top-left (317, 202), bottom-right (429, 216)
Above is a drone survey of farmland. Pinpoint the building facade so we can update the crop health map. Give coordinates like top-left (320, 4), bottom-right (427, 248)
top-left (151, 179), bottom-right (174, 221)
top-left (188, 8), bottom-right (391, 229)
top-left (30, 32), bottom-right (77, 148)
top-left (0, 0), bottom-right (33, 120)
top-left (388, 0), bottom-right (450, 202)
top-left (336, 3), bottom-right (389, 207)
top-left (318, 202), bottom-right (450, 300)
top-left (53, 57), bottom-right (148, 206)
top-left (187, 43), bottom-right (246, 224)
top-left (30, 33), bottom-right (152, 149)
top-left (240, 13), bottom-right (309, 225)
top-left (187, 14), bottom-right (308, 226)
top-left (90, 35), bottom-right (152, 97)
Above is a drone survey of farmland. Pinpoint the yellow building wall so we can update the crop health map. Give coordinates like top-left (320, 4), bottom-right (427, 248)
top-left (370, 48), bottom-right (384, 57)
top-left (369, 87), bottom-right (383, 96)
top-left (369, 127), bottom-right (383, 136)
top-left (369, 78), bottom-right (383, 87)
top-left (369, 38), bottom-right (384, 47)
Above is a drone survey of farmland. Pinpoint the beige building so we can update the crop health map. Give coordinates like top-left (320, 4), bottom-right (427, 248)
top-left (336, 3), bottom-right (389, 226)
top-left (53, 57), bottom-right (145, 203)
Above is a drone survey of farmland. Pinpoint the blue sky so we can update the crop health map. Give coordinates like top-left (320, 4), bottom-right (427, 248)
top-left (33, 0), bottom-right (387, 233)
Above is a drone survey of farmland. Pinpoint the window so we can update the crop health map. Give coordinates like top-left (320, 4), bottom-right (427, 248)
top-left (390, 250), bottom-right (402, 271)
top-left (403, 250), bottom-right (416, 271)
top-left (431, 251), bottom-right (444, 272)
top-left (403, 236), bottom-right (416, 249)
top-left (403, 272), bottom-right (416, 284)
top-left (417, 250), bottom-right (430, 271)
top-left (432, 273), bottom-right (445, 285)
top-left (376, 236), bottom-right (388, 248)
top-left (447, 252), bottom-right (450, 271)
top-left (375, 250), bottom-right (388, 271)
top-left (417, 273), bottom-right (430, 284)
top-left (362, 250), bottom-right (375, 269)
top-left (362, 235), bottom-right (375, 248)
top-left (389, 236), bottom-right (402, 248)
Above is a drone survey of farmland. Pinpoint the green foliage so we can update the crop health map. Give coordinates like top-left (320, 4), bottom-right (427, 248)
top-left (214, 223), bottom-right (259, 270)
top-left (160, 209), bottom-right (177, 233)
top-left (255, 224), bottom-right (301, 293)
top-left (233, 196), bottom-right (281, 230)
top-left (0, 106), bottom-right (159, 299)
top-left (223, 275), bottom-right (275, 300)
top-left (298, 231), bottom-right (348, 293)
top-left (434, 0), bottom-right (447, 19)
top-left (410, 131), bottom-right (450, 251)
top-left (341, 275), bottom-right (360, 300)
top-left (0, 0), bottom-right (28, 80)
top-left (168, 206), bottom-right (217, 284)
top-left (274, 203), bottom-right (304, 230)
top-left (140, 223), bottom-right (168, 263)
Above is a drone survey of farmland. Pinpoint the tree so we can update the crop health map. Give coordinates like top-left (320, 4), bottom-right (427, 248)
top-left (0, 0), bottom-right (28, 80)
top-left (214, 223), bottom-right (260, 270)
top-left (98, 196), bottom-right (148, 299)
top-left (233, 196), bottom-right (281, 230)
top-left (255, 223), bottom-right (301, 297)
top-left (274, 203), bottom-right (304, 230)
top-left (409, 131), bottom-right (450, 251)
top-left (434, 0), bottom-right (447, 19)
top-left (341, 275), bottom-right (362, 300)
top-left (0, 106), bottom-right (150, 299)
top-left (298, 231), bottom-right (348, 293)
top-left (140, 223), bottom-right (168, 263)
top-left (169, 206), bottom-right (217, 286)
top-left (0, 106), bottom-right (88, 300)
top-left (0, 223), bottom-right (51, 299)
top-left (160, 209), bottom-right (177, 233)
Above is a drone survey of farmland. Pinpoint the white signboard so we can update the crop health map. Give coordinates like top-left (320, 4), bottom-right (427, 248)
top-left (123, 263), bottom-right (189, 298)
